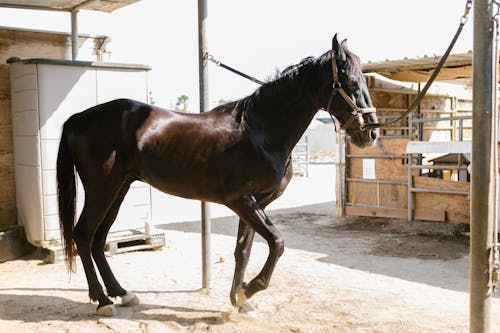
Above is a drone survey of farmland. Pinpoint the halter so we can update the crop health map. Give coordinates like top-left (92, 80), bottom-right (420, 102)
top-left (325, 49), bottom-right (377, 132)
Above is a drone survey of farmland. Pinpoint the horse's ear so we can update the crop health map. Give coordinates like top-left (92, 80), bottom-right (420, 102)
top-left (333, 36), bottom-right (347, 62)
top-left (332, 34), bottom-right (340, 53)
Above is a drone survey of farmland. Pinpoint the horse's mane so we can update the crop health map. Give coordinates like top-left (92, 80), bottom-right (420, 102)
top-left (238, 45), bottom-right (362, 115)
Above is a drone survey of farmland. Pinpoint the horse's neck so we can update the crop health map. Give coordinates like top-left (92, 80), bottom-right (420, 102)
top-left (243, 78), bottom-right (322, 166)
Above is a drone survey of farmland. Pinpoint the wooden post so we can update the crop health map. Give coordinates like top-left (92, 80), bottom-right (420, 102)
top-left (71, 10), bottom-right (78, 60)
top-left (197, 0), bottom-right (211, 290)
top-left (470, 0), bottom-right (496, 331)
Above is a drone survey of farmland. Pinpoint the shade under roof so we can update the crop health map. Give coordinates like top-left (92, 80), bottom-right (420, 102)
top-left (0, 0), bottom-right (140, 12)
top-left (363, 52), bottom-right (473, 83)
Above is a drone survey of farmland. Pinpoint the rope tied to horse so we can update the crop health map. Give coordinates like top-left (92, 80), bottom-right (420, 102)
top-left (364, 0), bottom-right (472, 130)
top-left (203, 51), bottom-right (265, 85)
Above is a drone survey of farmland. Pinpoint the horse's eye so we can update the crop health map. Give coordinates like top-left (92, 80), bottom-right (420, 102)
top-left (350, 79), bottom-right (359, 88)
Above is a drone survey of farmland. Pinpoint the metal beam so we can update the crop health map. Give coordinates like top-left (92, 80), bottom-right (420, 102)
top-left (197, 0), bottom-right (211, 290)
top-left (0, 1), bottom-right (140, 12)
top-left (0, 3), bottom-right (67, 11)
top-left (470, 0), bottom-right (496, 332)
top-left (71, 0), bottom-right (99, 12)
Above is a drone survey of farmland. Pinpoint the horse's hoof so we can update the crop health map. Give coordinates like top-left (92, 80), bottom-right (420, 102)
top-left (238, 301), bottom-right (258, 318)
top-left (96, 304), bottom-right (117, 317)
top-left (121, 292), bottom-right (140, 307)
top-left (234, 285), bottom-right (248, 307)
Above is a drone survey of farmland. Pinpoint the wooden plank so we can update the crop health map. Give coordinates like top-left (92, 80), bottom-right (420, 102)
top-left (348, 156), bottom-right (413, 181)
top-left (413, 176), bottom-right (470, 192)
top-left (412, 177), bottom-right (470, 223)
top-left (347, 181), bottom-right (377, 206)
top-left (349, 137), bottom-right (408, 156)
top-left (414, 209), bottom-right (446, 222)
top-left (370, 90), bottom-right (409, 109)
top-left (345, 206), bottom-right (407, 219)
top-left (379, 183), bottom-right (407, 208)
top-left (414, 192), bottom-right (470, 223)
top-left (0, 152), bottom-right (17, 229)
top-left (347, 181), bottom-right (407, 209)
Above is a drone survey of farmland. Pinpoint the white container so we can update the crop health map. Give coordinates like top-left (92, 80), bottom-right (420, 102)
top-left (8, 58), bottom-right (152, 246)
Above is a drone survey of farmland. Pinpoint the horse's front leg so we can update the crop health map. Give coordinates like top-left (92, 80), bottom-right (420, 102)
top-left (229, 195), bottom-right (284, 307)
top-left (230, 219), bottom-right (255, 307)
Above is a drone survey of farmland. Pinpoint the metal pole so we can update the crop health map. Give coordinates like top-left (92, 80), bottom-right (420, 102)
top-left (470, 0), bottom-right (496, 332)
top-left (335, 131), bottom-right (345, 218)
top-left (197, 0), bottom-right (211, 290)
top-left (407, 113), bottom-right (413, 222)
top-left (71, 10), bottom-right (78, 60)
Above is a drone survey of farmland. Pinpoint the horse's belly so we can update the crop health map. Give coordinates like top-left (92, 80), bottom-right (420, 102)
top-left (140, 167), bottom-right (223, 203)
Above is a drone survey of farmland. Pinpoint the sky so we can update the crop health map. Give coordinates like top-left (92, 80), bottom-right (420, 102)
top-left (0, 0), bottom-right (474, 111)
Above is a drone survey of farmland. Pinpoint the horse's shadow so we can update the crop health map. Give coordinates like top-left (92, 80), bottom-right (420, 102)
top-left (0, 293), bottom-right (227, 325)
top-left (156, 202), bottom-right (474, 294)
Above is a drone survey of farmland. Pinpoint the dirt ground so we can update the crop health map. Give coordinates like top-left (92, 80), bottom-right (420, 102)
top-left (1, 202), bottom-right (499, 333)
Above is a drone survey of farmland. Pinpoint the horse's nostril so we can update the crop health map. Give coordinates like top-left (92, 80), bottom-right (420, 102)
top-left (370, 129), bottom-right (378, 140)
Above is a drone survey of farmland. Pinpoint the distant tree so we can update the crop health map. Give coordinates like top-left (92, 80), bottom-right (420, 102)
top-left (175, 94), bottom-right (189, 112)
top-left (217, 99), bottom-right (232, 106)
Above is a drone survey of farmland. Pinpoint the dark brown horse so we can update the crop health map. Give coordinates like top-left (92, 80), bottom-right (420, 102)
top-left (57, 35), bottom-right (379, 316)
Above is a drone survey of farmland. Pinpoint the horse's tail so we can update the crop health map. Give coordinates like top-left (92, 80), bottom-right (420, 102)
top-left (57, 119), bottom-right (77, 272)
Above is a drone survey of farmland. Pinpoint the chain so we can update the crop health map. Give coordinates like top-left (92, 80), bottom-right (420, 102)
top-left (461, 0), bottom-right (473, 24)
top-left (203, 51), bottom-right (221, 66)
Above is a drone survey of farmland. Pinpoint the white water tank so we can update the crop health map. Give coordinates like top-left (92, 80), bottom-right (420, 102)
top-left (8, 58), bottom-right (152, 246)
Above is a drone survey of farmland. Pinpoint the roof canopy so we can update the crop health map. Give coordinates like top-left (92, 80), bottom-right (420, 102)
top-left (363, 52), bottom-right (473, 83)
top-left (0, 0), bottom-right (140, 12)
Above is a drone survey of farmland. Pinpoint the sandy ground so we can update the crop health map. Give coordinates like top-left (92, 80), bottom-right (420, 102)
top-left (1, 164), bottom-right (500, 332)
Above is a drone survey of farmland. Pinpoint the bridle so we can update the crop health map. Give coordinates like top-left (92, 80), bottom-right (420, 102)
top-left (324, 49), bottom-right (377, 132)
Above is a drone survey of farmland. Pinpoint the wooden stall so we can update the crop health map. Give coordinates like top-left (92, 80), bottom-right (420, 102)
top-left (341, 72), bottom-right (473, 224)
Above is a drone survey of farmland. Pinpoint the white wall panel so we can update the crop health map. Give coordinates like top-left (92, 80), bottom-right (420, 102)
top-left (38, 64), bottom-right (98, 140)
top-left (97, 68), bottom-right (148, 103)
top-left (13, 135), bottom-right (40, 167)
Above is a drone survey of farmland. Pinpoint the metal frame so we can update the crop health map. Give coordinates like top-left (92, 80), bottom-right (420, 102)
top-left (406, 113), bottom-right (472, 221)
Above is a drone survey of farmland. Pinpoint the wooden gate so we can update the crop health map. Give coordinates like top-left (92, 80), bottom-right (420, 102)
top-left (340, 76), bottom-right (472, 223)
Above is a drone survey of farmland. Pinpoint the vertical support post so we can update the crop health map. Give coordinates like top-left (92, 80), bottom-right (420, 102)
top-left (417, 83), bottom-right (423, 175)
top-left (197, 0), bottom-right (211, 290)
top-left (71, 10), bottom-right (78, 60)
top-left (335, 131), bottom-right (346, 218)
top-left (407, 113), bottom-right (413, 222)
top-left (470, 0), bottom-right (496, 332)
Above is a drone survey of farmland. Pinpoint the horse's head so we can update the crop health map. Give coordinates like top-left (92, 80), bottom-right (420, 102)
top-left (324, 35), bottom-right (379, 148)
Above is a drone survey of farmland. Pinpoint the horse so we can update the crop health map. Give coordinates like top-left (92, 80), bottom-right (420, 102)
top-left (56, 34), bottom-right (379, 316)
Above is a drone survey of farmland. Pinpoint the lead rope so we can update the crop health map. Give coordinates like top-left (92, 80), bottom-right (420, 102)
top-left (365, 0), bottom-right (472, 130)
top-left (203, 51), bottom-right (265, 85)
top-left (491, 0), bottom-right (500, 292)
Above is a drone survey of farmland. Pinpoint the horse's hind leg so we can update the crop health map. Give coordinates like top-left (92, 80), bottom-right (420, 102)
top-left (91, 179), bottom-right (139, 308)
top-left (73, 187), bottom-right (121, 316)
